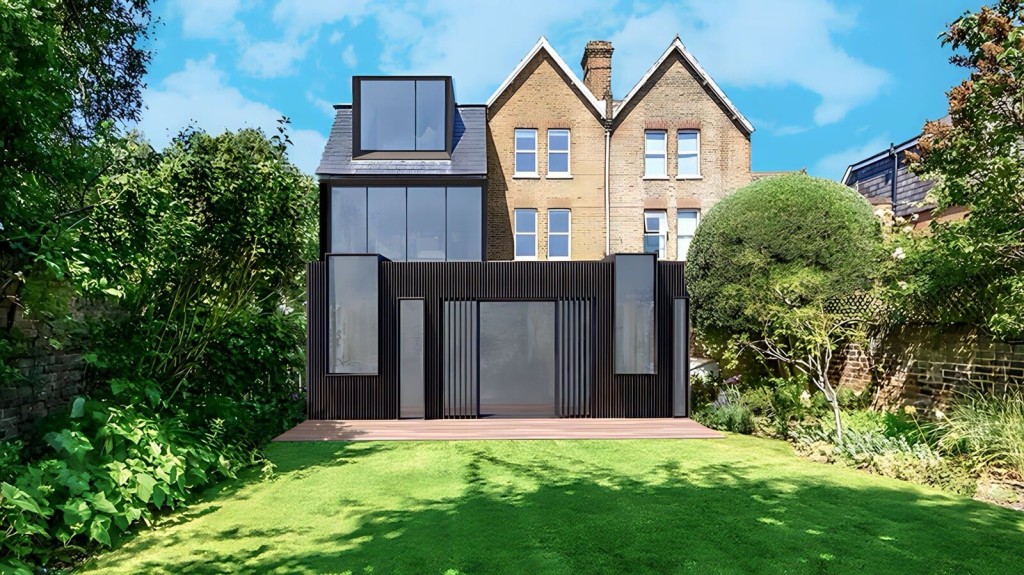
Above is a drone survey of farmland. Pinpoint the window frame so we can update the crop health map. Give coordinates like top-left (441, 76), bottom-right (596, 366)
top-left (644, 130), bottom-right (668, 179)
top-left (676, 209), bottom-right (700, 261)
top-left (677, 130), bottom-right (701, 179)
top-left (513, 208), bottom-right (538, 260)
top-left (352, 76), bottom-right (454, 158)
top-left (514, 128), bottom-right (538, 177)
top-left (547, 208), bottom-right (571, 260)
top-left (643, 209), bottom-right (668, 259)
top-left (546, 129), bottom-right (571, 178)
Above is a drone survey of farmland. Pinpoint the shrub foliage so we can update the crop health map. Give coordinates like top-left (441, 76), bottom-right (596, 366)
top-left (686, 173), bottom-right (882, 345)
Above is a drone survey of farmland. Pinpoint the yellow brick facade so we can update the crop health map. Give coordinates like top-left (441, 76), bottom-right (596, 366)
top-left (486, 51), bottom-right (607, 261)
top-left (609, 52), bottom-right (752, 260)
top-left (486, 41), bottom-right (752, 262)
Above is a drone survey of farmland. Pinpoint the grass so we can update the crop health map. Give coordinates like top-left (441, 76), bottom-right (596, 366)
top-left (78, 435), bottom-right (1024, 575)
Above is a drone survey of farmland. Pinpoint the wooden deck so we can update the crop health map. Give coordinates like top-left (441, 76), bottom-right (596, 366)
top-left (274, 418), bottom-right (722, 442)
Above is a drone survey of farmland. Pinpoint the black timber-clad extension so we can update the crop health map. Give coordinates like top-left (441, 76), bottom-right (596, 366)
top-left (310, 76), bottom-right (690, 422)
top-left (306, 257), bottom-right (689, 419)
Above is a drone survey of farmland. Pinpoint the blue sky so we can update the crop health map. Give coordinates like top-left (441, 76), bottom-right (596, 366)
top-left (137, 0), bottom-right (976, 179)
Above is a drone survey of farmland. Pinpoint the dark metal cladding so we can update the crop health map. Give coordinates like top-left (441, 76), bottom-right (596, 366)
top-left (306, 259), bottom-right (688, 419)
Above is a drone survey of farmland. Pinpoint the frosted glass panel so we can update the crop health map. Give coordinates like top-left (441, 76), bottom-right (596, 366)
top-left (331, 188), bottom-right (366, 253)
top-left (328, 256), bottom-right (378, 374)
top-left (614, 254), bottom-right (656, 374)
top-left (399, 299), bottom-right (425, 418)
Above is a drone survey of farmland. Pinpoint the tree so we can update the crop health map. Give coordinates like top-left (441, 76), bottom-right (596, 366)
top-left (0, 0), bottom-right (153, 332)
top-left (907, 1), bottom-right (1024, 339)
top-left (686, 174), bottom-right (882, 440)
top-left (84, 125), bottom-right (318, 445)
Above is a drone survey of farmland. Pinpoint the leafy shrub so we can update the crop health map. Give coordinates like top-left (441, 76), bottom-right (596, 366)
top-left (693, 389), bottom-right (755, 434)
top-left (689, 372), bottom-right (724, 410)
top-left (793, 424), bottom-right (976, 496)
top-left (739, 376), bottom-right (815, 439)
top-left (686, 174), bottom-right (882, 349)
top-left (936, 390), bottom-right (1024, 478)
top-left (0, 397), bottom-right (256, 571)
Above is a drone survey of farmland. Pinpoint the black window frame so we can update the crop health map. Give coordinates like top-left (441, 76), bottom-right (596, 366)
top-left (352, 76), bottom-right (455, 159)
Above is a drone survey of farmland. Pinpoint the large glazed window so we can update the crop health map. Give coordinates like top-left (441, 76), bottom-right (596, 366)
top-left (357, 79), bottom-right (449, 152)
top-left (614, 254), bottom-right (656, 374)
top-left (328, 255), bottom-right (378, 374)
top-left (331, 187), bottom-right (367, 253)
top-left (407, 187), bottom-right (446, 261)
top-left (445, 187), bottom-right (483, 261)
top-left (367, 187), bottom-right (407, 261)
top-left (329, 186), bottom-right (482, 261)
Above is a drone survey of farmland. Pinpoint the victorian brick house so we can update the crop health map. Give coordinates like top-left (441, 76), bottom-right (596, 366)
top-left (486, 37), bottom-right (754, 262)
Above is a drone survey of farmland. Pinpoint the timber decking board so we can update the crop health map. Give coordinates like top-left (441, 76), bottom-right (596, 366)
top-left (274, 418), bottom-right (722, 441)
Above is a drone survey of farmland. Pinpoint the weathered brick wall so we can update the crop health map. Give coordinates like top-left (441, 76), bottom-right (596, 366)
top-left (833, 326), bottom-right (1024, 413)
top-left (609, 52), bottom-right (752, 259)
top-left (487, 50), bottom-right (608, 261)
top-left (1, 297), bottom-right (93, 441)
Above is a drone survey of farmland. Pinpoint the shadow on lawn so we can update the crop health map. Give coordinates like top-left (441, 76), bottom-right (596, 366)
top-left (116, 444), bottom-right (1024, 575)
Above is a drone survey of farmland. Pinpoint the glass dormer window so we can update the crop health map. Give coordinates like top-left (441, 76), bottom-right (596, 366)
top-left (355, 77), bottom-right (452, 155)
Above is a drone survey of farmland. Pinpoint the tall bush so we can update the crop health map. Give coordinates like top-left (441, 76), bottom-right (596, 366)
top-left (83, 127), bottom-right (317, 444)
top-left (686, 174), bottom-right (882, 439)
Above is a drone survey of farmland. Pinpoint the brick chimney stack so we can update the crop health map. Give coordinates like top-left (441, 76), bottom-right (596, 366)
top-left (581, 40), bottom-right (614, 117)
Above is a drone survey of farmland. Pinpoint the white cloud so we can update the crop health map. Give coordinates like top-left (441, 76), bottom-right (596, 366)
top-left (172, 0), bottom-right (244, 39)
top-left (272, 0), bottom-right (372, 36)
top-left (329, 31), bottom-right (344, 45)
top-left (342, 45), bottom-right (358, 68)
top-left (306, 91), bottom-right (337, 118)
top-left (138, 56), bottom-right (327, 174)
top-left (239, 37), bottom-right (315, 78)
top-left (813, 135), bottom-right (889, 180)
top-left (609, 0), bottom-right (889, 126)
top-left (371, 0), bottom-right (618, 102)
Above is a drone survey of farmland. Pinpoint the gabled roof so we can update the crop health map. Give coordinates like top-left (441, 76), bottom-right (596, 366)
top-left (613, 37), bottom-right (754, 134)
top-left (486, 36), bottom-right (606, 119)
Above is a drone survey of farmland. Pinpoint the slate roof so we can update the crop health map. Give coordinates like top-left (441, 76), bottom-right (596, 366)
top-left (316, 105), bottom-right (487, 177)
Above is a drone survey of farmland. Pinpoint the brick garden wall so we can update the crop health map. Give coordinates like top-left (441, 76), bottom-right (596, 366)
top-left (1, 297), bottom-right (95, 441)
top-left (833, 325), bottom-right (1024, 413)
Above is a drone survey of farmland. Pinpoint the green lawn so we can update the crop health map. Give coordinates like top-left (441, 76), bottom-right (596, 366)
top-left (78, 435), bottom-right (1024, 575)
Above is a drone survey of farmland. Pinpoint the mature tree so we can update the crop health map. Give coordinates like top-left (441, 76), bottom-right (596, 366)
top-left (84, 126), bottom-right (318, 445)
top-left (686, 174), bottom-right (882, 439)
top-left (906, 1), bottom-right (1024, 339)
top-left (0, 0), bottom-right (153, 329)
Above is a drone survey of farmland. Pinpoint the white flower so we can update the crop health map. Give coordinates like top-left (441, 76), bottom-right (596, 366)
top-left (892, 247), bottom-right (906, 260)
top-left (799, 390), bottom-right (812, 407)
top-left (934, 409), bottom-right (945, 420)
top-left (897, 281), bottom-right (909, 290)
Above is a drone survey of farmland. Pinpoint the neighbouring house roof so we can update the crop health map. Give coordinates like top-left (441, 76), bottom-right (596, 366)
top-left (840, 134), bottom-right (920, 186)
top-left (840, 128), bottom-right (941, 218)
top-left (316, 105), bottom-right (488, 177)
top-left (613, 37), bottom-right (754, 134)
top-left (486, 36), bottom-right (606, 119)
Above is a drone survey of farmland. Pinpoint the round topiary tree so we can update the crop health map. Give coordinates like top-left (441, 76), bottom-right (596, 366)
top-left (686, 173), bottom-right (882, 439)
top-left (687, 173), bottom-right (881, 344)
